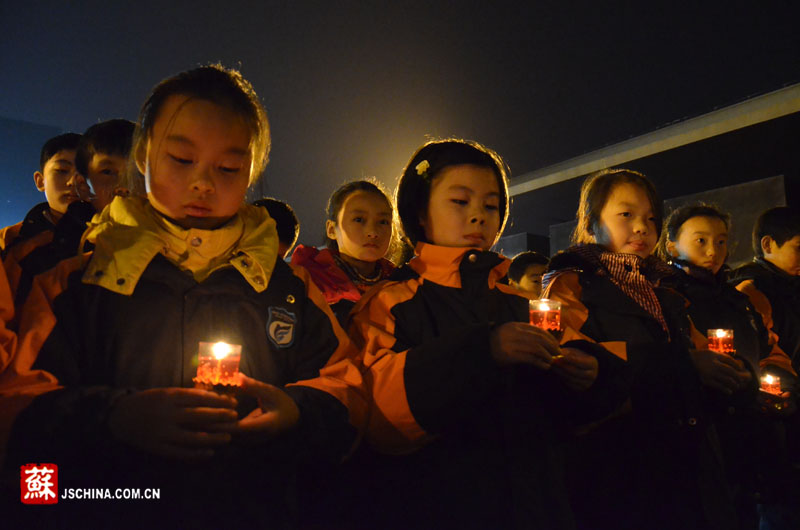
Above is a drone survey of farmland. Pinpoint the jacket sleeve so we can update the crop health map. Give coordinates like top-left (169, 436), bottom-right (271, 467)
top-left (347, 282), bottom-right (500, 455)
top-left (735, 279), bottom-right (796, 378)
top-left (1, 256), bottom-right (127, 473)
top-left (284, 264), bottom-right (369, 461)
top-left (544, 272), bottom-right (631, 422)
top-left (0, 261), bottom-right (17, 373)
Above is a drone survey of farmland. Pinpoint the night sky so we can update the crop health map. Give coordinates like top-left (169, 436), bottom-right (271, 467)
top-left (1, 1), bottom-right (798, 243)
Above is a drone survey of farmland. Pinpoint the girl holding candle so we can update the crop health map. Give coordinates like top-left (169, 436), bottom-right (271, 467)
top-left (658, 204), bottom-right (794, 384)
top-left (291, 179), bottom-right (396, 325)
top-left (542, 169), bottom-right (743, 530)
top-left (345, 139), bottom-right (615, 530)
top-left (658, 203), bottom-right (796, 528)
top-left (0, 65), bottom-right (364, 528)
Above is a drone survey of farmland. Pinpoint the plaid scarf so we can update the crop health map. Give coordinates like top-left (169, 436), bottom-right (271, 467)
top-left (547, 245), bottom-right (672, 337)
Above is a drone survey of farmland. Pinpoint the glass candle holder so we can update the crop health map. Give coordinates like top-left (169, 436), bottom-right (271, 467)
top-left (707, 329), bottom-right (735, 356)
top-left (194, 341), bottom-right (242, 387)
top-left (760, 374), bottom-right (782, 396)
top-left (529, 299), bottom-right (562, 340)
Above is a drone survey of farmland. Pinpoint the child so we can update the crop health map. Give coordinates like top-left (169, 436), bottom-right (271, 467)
top-left (507, 250), bottom-right (549, 296)
top-left (0, 65), bottom-right (364, 528)
top-left (732, 206), bottom-right (800, 374)
top-left (2, 120), bottom-right (137, 313)
top-left (0, 133), bottom-right (85, 251)
top-left (346, 139), bottom-right (609, 530)
top-left (731, 206), bottom-right (800, 530)
top-left (543, 169), bottom-right (742, 530)
top-left (659, 204), bottom-right (794, 380)
top-left (658, 203), bottom-right (796, 528)
top-left (75, 118), bottom-right (136, 213)
top-left (253, 197), bottom-right (300, 259)
top-left (291, 180), bottom-right (395, 325)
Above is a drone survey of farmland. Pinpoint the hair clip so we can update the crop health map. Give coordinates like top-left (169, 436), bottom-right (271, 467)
top-left (415, 160), bottom-right (430, 179)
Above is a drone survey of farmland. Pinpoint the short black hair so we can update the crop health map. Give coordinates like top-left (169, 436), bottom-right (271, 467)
top-left (753, 206), bottom-right (800, 257)
top-left (253, 197), bottom-right (299, 248)
top-left (76, 119), bottom-right (135, 177)
top-left (39, 133), bottom-right (81, 171)
top-left (508, 251), bottom-right (549, 283)
top-left (396, 138), bottom-right (510, 246)
top-left (657, 203), bottom-right (730, 260)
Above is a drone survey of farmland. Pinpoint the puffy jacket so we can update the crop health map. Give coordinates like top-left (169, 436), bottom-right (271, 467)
top-left (345, 243), bottom-right (622, 530)
top-left (543, 245), bottom-right (737, 530)
top-left (732, 259), bottom-right (800, 378)
top-left (2, 200), bottom-right (96, 316)
top-left (0, 202), bottom-right (54, 252)
top-left (0, 197), bottom-right (365, 529)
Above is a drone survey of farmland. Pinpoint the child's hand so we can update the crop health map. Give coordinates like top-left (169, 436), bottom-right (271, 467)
top-left (550, 348), bottom-right (599, 391)
top-left (107, 388), bottom-right (239, 460)
top-left (689, 350), bottom-right (747, 395)
top-left (222, 374), bottom-right (300, 444)
top-left (489, 322), bottom-right (561, 370)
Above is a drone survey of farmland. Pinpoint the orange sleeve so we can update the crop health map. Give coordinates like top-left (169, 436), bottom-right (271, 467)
top-left (736, 280), bottom-right (796, 376)
top-left (544, 272), bottom-right (628, 361)
top-left (286, 264), bottom-right (370, 434)
top-left (2, 231), bottom-right (53, 300)
top-left (349, 281), bottom-right (430, 454)
top-left (0, 262), bottom-right (18, 378)
top-left (0, 258), bottom-right (75, 469)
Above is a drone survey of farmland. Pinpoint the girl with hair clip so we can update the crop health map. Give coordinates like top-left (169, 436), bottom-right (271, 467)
top-left (346, 139), bottom-right (618, 530)
top-left (658, 203), bottom-right (795, 529)
top-left (0, 65), bottom-right (364, 528)
top-left (543, 169), bottom-right (743, 530)
top-left (291, 179), bottom-right (395, 326)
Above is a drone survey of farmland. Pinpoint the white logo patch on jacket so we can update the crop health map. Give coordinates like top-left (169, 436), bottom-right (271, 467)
top-left (267, 307), bottom-right (296, 348)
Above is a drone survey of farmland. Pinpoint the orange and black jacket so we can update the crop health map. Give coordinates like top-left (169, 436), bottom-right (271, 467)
top-left (347, 243), bottom-right (622, 530)
top-left (0, 202), bottom-right (53, 252)
top-left (732, 258), bottom-right (800, 381)
top-left (662, 262), bottom-right (794, 381)
top-left (0, 204), bottom-right (366, 526)
top-left (543, 245), bottom-right (737, 530)
top-left (2, 200), bottom-right (96, 317)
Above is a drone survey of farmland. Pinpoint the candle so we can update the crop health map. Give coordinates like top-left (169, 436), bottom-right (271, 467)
top-left (760, 374), bottom-right (781, 396)
top-left (707, 329), bottom-right (735, 356)
top-left (194, 341), bottom-right (242, 387)
top-left (529, 299), bottom-right (562, 339)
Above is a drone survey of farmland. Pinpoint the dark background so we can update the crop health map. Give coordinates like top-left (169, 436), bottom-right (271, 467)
top-left (1, 1), bottom-right (798, 243)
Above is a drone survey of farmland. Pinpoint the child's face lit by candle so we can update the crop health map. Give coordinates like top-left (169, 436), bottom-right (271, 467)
top-left (139, 95), bottom-right (253, 230)
top-left (593, 182), bottom-right (658, 258)
top-left (668, 216), bottom-right (728, 275)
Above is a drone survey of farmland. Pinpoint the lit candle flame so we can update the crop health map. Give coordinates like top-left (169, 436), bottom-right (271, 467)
top-left (212, 342), bottom-right (233, 360)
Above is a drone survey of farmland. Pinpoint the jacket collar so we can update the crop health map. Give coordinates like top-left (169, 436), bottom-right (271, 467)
top-left (81, 196), bottom-right (278, 295)
top-left (409, 242), bottom-right (509, 289)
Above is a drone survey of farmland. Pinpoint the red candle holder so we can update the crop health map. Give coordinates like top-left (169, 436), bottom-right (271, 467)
top-left (707, 329), bottom-right (735, 356)
top-left (193, 341), bottom-right (242, 391)
top-left (529, 299), bottom-right (562, 340)
top-left (760, 374), bottom-right (781, 396)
